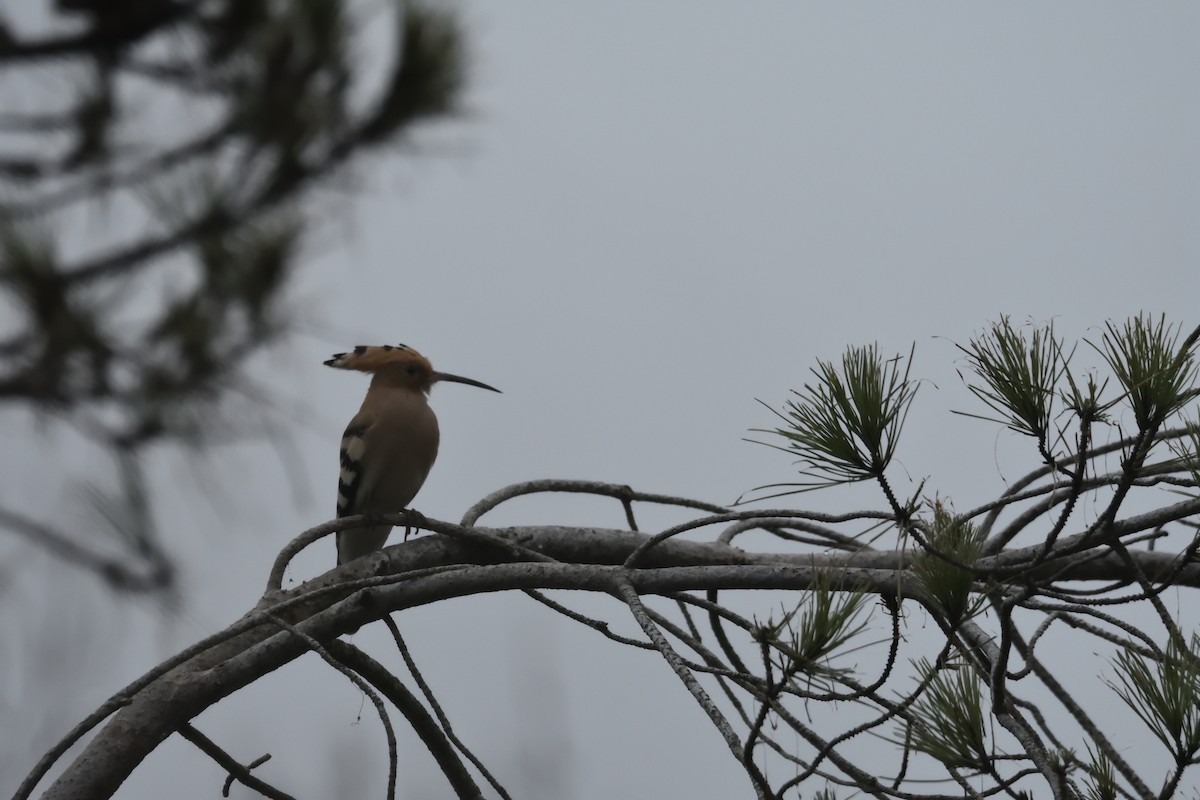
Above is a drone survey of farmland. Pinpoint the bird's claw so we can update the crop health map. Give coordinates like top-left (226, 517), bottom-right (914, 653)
top-left (403, 509), bottom-right (428, 541)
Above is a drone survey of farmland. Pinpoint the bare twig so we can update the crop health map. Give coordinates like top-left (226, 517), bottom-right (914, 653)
top-left (382, 617), bottom-right (513, 800)
top-left (460, 479), bottom-right (728, 527)
top-left (613, 576), bottom-right (769, 800)
top-left (324, 641), bottom-right (486, 800)
top-left (263, 613), bottom-right (398, 800)
top-left (178, 723), bottom-right (294, 800)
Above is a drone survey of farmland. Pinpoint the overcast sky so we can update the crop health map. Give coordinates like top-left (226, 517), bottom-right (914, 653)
top-left (4, 3), bottom-right (1200, 798)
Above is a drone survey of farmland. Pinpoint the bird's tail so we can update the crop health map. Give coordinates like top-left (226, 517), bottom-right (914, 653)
top-left (336, 524), bottom-right (393, 565)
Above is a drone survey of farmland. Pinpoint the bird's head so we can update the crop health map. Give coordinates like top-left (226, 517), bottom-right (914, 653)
top-left (324, 344), bottom-right (500, 394)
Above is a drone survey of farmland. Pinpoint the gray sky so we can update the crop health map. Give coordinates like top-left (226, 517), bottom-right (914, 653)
top-left (4, 2), bottom-right (1200, 798)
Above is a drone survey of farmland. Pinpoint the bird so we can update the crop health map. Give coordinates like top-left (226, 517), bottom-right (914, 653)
top-left (325, 344), bottom-right (499, 565)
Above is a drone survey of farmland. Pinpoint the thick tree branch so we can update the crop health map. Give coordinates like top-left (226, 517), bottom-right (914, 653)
top-left (22, 483), bottom-right (1200, 799)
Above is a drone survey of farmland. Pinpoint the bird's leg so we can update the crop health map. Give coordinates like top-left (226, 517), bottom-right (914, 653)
top-left (402, 509), bottom-right (428, 540)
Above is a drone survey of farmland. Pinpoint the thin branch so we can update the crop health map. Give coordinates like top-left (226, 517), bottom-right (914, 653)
top-left (523, 589), bottom-right (657, 651)
top-left (178, 723), bottom-right (294, 800)
top-left (262, 613), bottom-right (397, 800)
top-left (382, 617), bottom-right (513, 800)
top-left (955, 620), bottom-right (1068, 800)
top-left (0, 504), bottom-right (171, 593)
top-left (460, 478), bottom-right (728, 526)
top-left (613, 576), bottom-right (769, 800)
top-left (0, 4), bottom-right (197, 63)
top-left (623, 508), bottom-right (896, 569)
top-left (323, 641), bottom-right (485, 800)
top-left (1015, 635), bottom-right (1154, 800)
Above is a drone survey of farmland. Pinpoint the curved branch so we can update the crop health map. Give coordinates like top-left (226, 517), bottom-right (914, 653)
top-left (973, 427), bottom-right (1195, 543)
top-left (324, 641), bottom-right (485, 800)
top-left (460, 478), bottom-right (728, 526)
top-left (0, 504), bottom-right (172, 593)
top-left (0, 3), bottom-right (197, 63)
top-left (31, 557), bottom-right (903, 800)
top-left (381, 618), bottom-right (512, 800)
top-left (614, 577), bottom-right (769, 799)
top-left (263, 613), bottom-right (398, 800)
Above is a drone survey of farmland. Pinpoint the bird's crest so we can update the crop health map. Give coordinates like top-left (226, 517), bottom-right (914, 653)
top-left (323, 344), bottom-right (432, 373)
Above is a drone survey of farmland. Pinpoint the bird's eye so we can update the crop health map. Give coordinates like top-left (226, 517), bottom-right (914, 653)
top-left (406, 365), bottom-right (418, 375)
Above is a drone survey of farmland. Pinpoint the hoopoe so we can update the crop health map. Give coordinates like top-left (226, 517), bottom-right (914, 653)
top-left (325, 344), bottom-right (499, 564)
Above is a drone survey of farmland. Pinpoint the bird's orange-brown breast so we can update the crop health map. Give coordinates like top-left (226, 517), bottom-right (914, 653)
top-left (349, 388), bottom-right (440, 514)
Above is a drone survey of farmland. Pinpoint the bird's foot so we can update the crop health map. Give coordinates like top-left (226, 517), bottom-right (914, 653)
top-left (403, 508), bottom-right (428, 541)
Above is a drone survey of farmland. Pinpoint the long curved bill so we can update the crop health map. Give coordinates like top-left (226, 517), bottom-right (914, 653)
top-left (432, 371), bottom-right (501, 393)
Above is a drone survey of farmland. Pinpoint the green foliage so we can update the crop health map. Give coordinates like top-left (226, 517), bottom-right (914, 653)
top-left (0, 0), bottom-right (466, 445)
top-left (1096, 314), bottom-right (1200, 432)
top-left (955, 316), bottom-right (1064, 445)
top-left (0, 224), bottom-right (113, 408)
top-left (757, 343), bottom-right (917, 489)
top-left (0, 0), bottom-right (467, 592)
top-left (1080, 744), bottom-right (1119, 800)
top-left (954, 316), bottom-right (1114, 467)
top-left (1059, 361), bottom-right (1107, 427)
top-left (365, 5), bottom-right (467, 142)
top-left (754, 572), bottom-right (870, 679)
top-left (1167, 413), bottom-right (1200, 491)
top-left (1110, 634), bottom-right (1200, 760)
top-left (910, 507), bottom-right (985, 626)
top-left (905, 659), bottom-right (990, 772)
